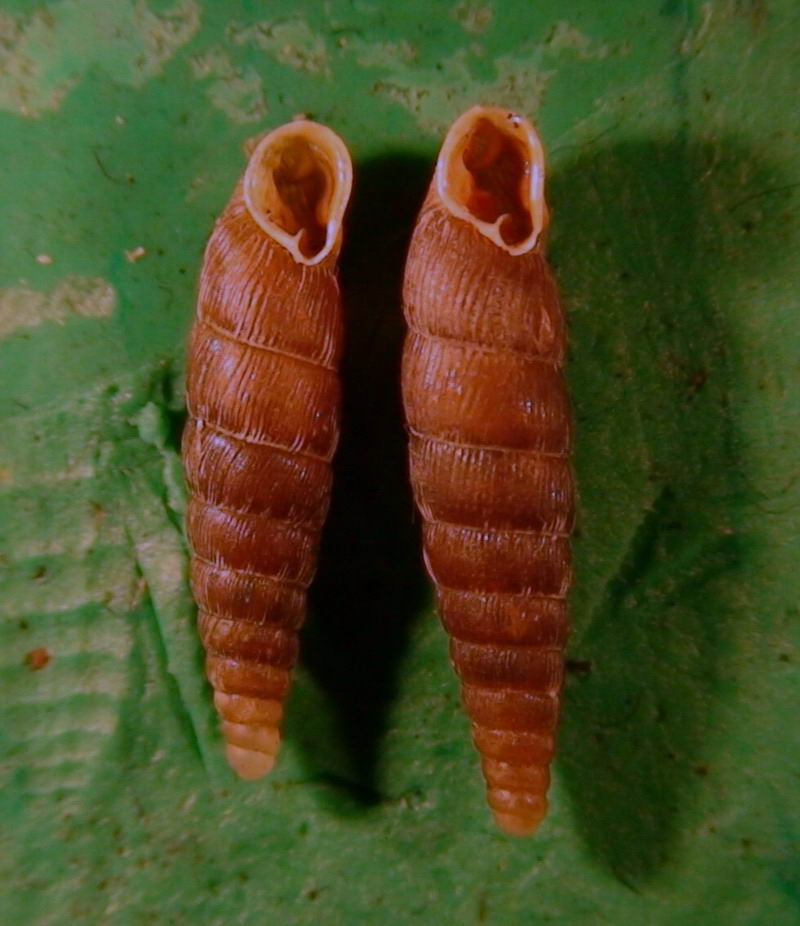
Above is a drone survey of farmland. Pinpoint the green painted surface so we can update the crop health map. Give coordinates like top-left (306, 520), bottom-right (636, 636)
top-left (1, 0), bottom-right (798, 922)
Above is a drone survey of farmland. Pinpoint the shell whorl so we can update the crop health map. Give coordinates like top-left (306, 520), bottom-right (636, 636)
top-left (184, 121), bottom-right (350, 778)
top-left (402, 107), bottom-right (573, 835)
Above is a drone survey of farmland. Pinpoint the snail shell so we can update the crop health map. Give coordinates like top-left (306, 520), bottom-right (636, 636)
top-left (401, 106), bottom-right (573, 835)
top-left (183, 121), bottom-right (352, 778)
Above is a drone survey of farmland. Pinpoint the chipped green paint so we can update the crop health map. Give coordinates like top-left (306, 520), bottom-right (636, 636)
top-left (348, 19), bottom-right (622, 135)
top-left (350, 38), bottom-right (418, 70)
top-left (370, 47), bottom-right (555, 135)
top-left (190, 46), bottom-right (267, 123)
top-left (0, 0), bottom-right (199, 117)
top-left (544, 20), bottom-right (613, 59)
top-left (452, 1), bottom-right (494, 35)
top-left (0, 275), bottom-right (115, 339)
top-left (230, 16), bottom-right (331, 77)
top-left (1, 0), bottom-right (799, 924)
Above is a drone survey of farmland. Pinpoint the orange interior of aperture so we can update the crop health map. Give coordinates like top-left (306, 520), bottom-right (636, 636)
top-left (452, 118), bottom-right (533, 246)
top-left (265, 136), bottom-right (333, 259)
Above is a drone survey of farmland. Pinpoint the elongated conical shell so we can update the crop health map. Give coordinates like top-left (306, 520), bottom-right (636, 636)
top-left (401, 106), bottom-right (573, 835)
top-left (183, 121), bottom-right (352, 778)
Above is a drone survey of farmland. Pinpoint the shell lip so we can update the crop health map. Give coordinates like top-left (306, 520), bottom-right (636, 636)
top-left (435, 105), bottom-right (547, 256)
top-left (243, 120), bottom-right (353, 267)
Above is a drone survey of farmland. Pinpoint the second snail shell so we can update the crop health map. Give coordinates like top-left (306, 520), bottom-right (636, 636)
top-left (402, 106), bottom-right (573, 835)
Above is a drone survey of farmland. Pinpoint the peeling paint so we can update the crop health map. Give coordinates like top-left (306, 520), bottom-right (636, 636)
top-left (0, 0), bottom-right (200, 118)
top-left (0, 276), bottom-right (116, 339)
top-left (371, 48), bottom-right (554, 135)
top-left (190, 46), bottom-right (267, 124)
top-left (0, 461), bottom-right (95, 489)
top-left (351, 38), bottom-right (418, 68)
top-left (452, 1), bottom-right (494, 34)
top-left (543, 20), bottom-right (613, 59)
top-left (358, 20), bottom-right (624, 135)
top-left (229, 17), bottom-right (331, 77)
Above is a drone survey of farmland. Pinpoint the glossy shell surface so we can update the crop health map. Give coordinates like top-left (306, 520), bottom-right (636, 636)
top-left (183, 121), bottom-right (352, 778)
top-left (402, 106), bottom-right (573, 835)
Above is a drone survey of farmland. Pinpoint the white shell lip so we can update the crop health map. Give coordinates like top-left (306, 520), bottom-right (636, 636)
top-left (243, 120), bottom-right (353, 267)
top-left (435, 105), bottom-right (547, 256)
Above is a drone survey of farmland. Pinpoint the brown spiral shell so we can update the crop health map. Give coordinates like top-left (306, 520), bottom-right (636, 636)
top-left (183, 121), bottom-right (352, 779)
top-left (401, 106), bottom-right (573, 835)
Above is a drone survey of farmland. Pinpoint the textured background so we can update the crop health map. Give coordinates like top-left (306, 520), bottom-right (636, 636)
top-left (1, 1), bottom-right (798, 923)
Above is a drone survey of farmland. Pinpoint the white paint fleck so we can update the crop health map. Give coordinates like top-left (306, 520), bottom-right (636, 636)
top-left (124, 245), bottom-right (147, 263)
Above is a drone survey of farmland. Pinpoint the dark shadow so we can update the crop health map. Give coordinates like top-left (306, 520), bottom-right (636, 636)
top-left (550, 136), bottom-right (789, 884)
top-left (290, 154), bottom-right (432, 809)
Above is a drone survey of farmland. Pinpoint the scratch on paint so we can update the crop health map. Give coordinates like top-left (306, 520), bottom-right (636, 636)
top-left (0, 0), bottom-right (200, 118)
top-left (680, 2), bottom-right (715, 56)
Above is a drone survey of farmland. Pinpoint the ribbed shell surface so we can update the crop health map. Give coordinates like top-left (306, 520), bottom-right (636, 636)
top-left (402, 191), bottom-right (573, 834)
top-left (183, 187), bottom-right (343, 777)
